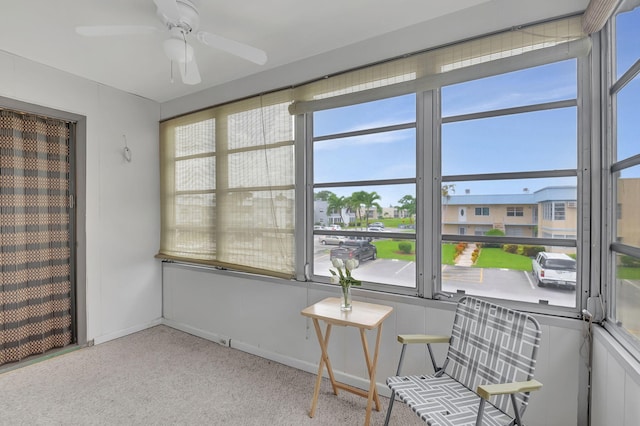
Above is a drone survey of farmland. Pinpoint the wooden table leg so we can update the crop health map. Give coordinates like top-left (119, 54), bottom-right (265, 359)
top-left (309, 319), bottom-right (339, 418)
top-left (360, 324), bottom-right (384, 426)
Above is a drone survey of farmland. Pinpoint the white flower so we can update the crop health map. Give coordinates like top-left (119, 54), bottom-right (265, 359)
top-left (329, 275), bottom-right (340, 284)
top-left (331, 258), bottom-right (344, 268)
top-left (345, 259), bottom-right (358, 271)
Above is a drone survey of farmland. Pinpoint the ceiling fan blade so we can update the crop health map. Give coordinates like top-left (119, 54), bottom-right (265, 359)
top-left (179, 57), bottom-right (201, 85)
top-left (76, 25), bottom-right (158, 37)
top-left (153, 0), bottom-right (182, 23)
top-left (196, 31), bottom-right (267, 65)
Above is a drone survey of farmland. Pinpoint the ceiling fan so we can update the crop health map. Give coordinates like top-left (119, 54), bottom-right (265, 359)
top-left (76, 0), bottom-right (267, 85)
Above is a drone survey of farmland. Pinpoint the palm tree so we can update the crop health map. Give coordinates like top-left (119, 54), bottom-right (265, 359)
top-left (327, 193), bottom-right (347, 225)
top-left (351, 191), bottom-right (382, 228)
top-left (441, 184), bottom-right (456, 232)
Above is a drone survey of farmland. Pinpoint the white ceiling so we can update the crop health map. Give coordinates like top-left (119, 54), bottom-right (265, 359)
top-left (0, 0), bottom-right (588, 104)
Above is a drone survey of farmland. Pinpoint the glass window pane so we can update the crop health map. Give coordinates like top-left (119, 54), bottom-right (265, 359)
top-left (442, 60), bottom-right (576, 117)
top-left (614, 253), bottom-right (640, 339)
top-left (442, 243), bottom-right (576, 307)
top-left (616, 7), bottom-right (640, 79)
top-left (313, 94), bottom-right (416, 137)
top-left (314, 237), bottom-right (416, 288)
top-left (441, 178), bottom-right (578, 240)
top-left (442, 108), bottom-right (577, 175)
top-left (616, 75), bottom-right (640, 161)
top-left (314, 128), bottom-right (416, 183)
top-left (313, 184), bottom-right (416, 232)
top-left (615, 166), bottom-right (640, 247)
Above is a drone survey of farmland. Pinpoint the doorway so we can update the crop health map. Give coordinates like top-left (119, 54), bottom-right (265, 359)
top-left (0, 107), bottom-right (78, 366)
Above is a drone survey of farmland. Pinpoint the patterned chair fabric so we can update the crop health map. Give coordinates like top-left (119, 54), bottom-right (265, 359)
top-left (386, 297), bottom-right (542, 426)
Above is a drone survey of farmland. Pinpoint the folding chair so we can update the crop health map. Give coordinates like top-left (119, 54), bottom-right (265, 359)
top-left (384, 296), bottom-right (543, 426)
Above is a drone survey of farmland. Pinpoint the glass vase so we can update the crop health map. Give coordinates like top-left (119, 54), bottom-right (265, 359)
top-left (341, 284), bottom-right (352, 311)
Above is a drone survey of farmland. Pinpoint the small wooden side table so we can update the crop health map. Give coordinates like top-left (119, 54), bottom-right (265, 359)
top-left (301, 297), bottom-right (393, 426)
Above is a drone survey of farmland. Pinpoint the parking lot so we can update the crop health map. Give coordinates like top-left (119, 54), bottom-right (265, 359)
top-left (314, 240), bottom-right (577, 308)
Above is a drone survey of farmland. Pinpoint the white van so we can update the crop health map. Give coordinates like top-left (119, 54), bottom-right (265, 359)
top-left (531, 252), bottom-right (576, 289)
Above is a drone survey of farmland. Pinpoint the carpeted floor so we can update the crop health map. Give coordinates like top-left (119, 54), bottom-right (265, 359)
top-left (0, 325), bottom-right (421, 425)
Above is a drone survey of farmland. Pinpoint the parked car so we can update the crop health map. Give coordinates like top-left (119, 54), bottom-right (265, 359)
top-left (319, 235), bottom-right (346, 245)
top-left (369, 222), bottom-right (384, 228)
top-left (329, 240), bottom-right (377, 267)
top-left (531, 252), bottom-right (576, 289)
top-left (367, 226), bottom-right (384, 232)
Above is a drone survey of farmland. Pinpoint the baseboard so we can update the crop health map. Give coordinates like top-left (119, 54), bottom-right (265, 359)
top-left (161, 319), bottom-right (393, 398)
top-left (93, 318), bottom-right (163, 345)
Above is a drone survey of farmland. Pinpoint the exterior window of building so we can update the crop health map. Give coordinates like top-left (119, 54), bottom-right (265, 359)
top-left (474, 207), bottom-right (490, 216)
top-left (554, 202), bottom-right (566, 220)
top-left (507, 207), bottom-right (524, 217)
top-left (608, 3), bottom-right (640, 349)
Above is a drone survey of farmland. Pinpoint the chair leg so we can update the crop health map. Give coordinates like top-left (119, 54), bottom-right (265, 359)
top-left (511, 393), bottom-right (523, 425)
top-left (384, 343), bottom-right (408, 426)
top-left (383, 390), bottom-right (396, 426)
top-left (475, 398), bottom-right (486, 426)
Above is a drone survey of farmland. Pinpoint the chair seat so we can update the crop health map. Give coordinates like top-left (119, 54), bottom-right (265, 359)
top-left (387, 374), bottom-right (513, 426)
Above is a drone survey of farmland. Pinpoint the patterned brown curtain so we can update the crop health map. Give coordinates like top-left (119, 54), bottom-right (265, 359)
top-left (0, 110), bottom-right (73, 366)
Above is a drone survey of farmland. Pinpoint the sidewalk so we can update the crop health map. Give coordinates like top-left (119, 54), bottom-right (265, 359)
top-left (455, 243), bottom-right (477, 266)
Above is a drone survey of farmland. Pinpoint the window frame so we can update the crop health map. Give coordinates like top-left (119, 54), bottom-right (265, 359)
top-left (302, 42), bottom-right (590, 316)
top-left (603, 2), bottom-right (640, 355)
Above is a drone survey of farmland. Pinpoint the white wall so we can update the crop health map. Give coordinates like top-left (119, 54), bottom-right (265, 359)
top-left (163, 262), bottom-right (585, 425)
top-left (0, 51), bottom-right (163, 344)
top-left (591, 326), bottom-right (640, 426)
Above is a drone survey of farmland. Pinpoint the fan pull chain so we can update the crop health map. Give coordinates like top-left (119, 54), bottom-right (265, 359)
top-left (182, 32), bottom-right (188, 76)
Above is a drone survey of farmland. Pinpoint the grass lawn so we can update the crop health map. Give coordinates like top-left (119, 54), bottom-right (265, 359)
top-left (474, 248), bottom-right (533, 271)
top-left (617, 267), bottom-right (640, 280)
top-left (442, 244), bottom-right (456, 265)
top-left (373, 239), bottom-right (416, 261)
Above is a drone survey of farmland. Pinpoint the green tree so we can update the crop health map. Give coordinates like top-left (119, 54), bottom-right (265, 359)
top-left (484, 228), bottom-right (505, 248)
top-left (314, 190), bottom-right (334, 201)
top-left (327, 193), bottom-right (347, 225)
top-left (350, 191), bottom-right (382, 228)
top-left (397, 195), bottom-right (416, 218)
top-left (441, 184), bottom-right (456, 231)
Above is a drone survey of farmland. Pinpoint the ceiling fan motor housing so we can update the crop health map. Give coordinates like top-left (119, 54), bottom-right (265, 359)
top-left (157, 0), bottom-right (200, 34)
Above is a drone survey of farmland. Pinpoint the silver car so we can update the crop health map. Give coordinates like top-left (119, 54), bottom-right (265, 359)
top-left (318, 235), bottom-right (346, 245)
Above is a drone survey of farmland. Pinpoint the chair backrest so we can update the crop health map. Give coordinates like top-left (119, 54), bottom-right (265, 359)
top-left (446, 297), bottom-right (542, 414)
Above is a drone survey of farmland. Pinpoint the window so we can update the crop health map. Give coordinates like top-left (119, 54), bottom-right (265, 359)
top-left (543, 201), bottom-right (568, 221)
top-left (608, 3), bottom-right (640, 347)
top-left (440, 58), bottom-right (580, 308)
top-left (158, 92), bottom-right (296, 278)
top-left (310, 94), bottom-right (417, 290)
top-left (554, 203), bottom-right (566, 220)
top-left (160, 14), bottom-right (587, 313)
top-left (507, 207), bottom-right (524, 217)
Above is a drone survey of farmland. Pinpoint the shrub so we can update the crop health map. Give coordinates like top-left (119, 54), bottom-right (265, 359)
top-left (398, 241), bottom-right (413, 254)
top-left (522, 245), bottom-right (546, 257)
top-left (621, 255), bottom-right (640, 267)
top-left (503, 244), bottom-right (518, 254)
top-left (483, 228), bottom-right (505, 248)
top-left (455, 242), bottom-right (467, 257)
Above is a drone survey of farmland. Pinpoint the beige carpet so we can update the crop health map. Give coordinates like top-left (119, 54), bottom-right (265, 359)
top-left (0, 325), bottom-right (421, 425)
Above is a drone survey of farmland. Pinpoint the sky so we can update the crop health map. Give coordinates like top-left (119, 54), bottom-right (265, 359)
top-left (312, 14), bottom-right (640, 209)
